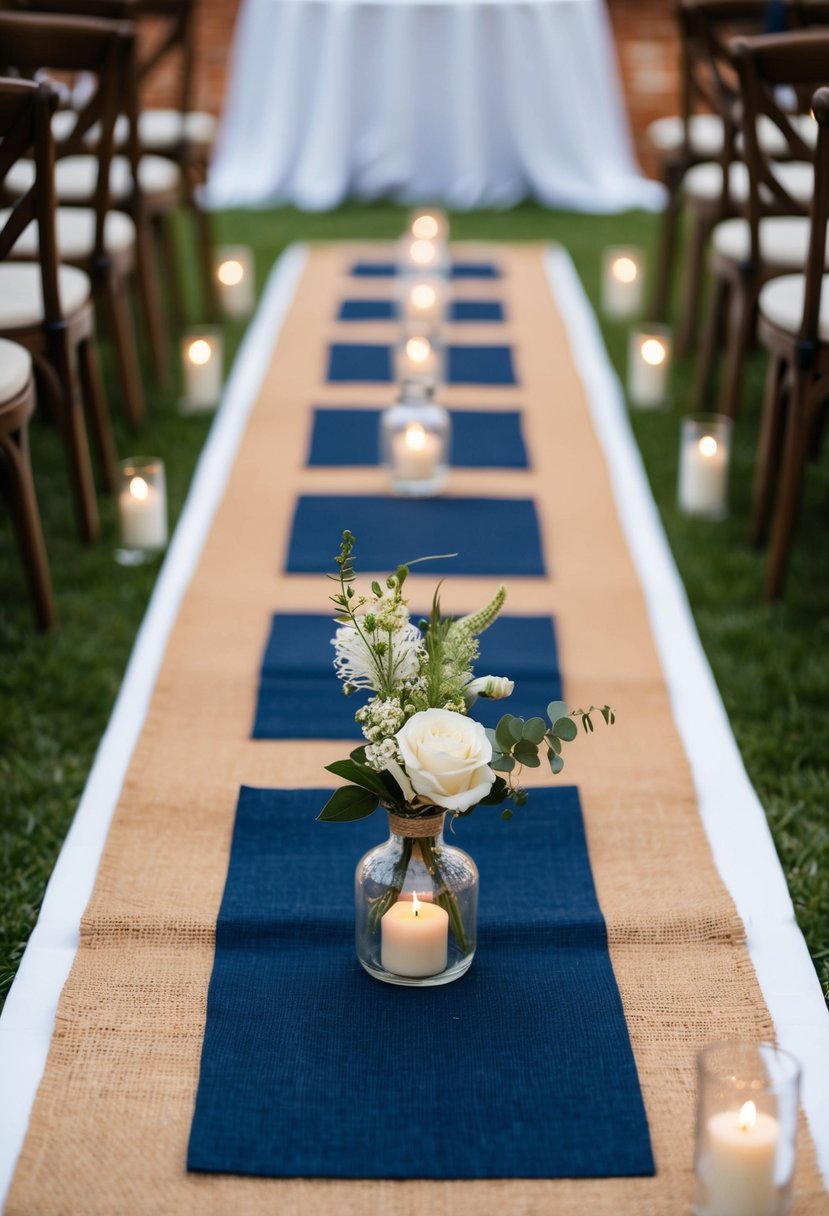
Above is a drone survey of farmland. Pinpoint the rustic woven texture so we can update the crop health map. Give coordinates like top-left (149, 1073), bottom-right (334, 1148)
top-left (8, 243), bottom-right (825, 1214)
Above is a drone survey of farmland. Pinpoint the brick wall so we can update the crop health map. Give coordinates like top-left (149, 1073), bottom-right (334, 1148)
top-left (164, 0), bottom-right (680, 181)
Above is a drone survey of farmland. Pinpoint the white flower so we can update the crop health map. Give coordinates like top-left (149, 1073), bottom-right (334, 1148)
top-left (463, 675), bottom-right (515, 707)
top-left (332, 620), bottom-right (423, 692)
top-left (395, 708), bottom-right (495, 814)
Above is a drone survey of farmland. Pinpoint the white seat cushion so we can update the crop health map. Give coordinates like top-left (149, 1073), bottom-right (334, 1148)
top-left (138, 109), bottom-right (217, 150)
top-left (711, 216), bottom-right (829, 268)
top-left (0, 207), bottom-right (136, 259)
top-left (684, 160), bottom-right (813, 205)
top-left (759, 274), bottom-right (829, 341)
top-left (0, 337), bottom-right (33, 403)
top-left (0, 263), bottom-right (91, 328)
top-left (646, 114), bottom-right (724, 157)
top-left (5, 153), bottom-right (181, 202)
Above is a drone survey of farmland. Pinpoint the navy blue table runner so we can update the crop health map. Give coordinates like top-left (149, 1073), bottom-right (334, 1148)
top-left (307, 408), bottom-right (528, 469)
top-left (252, 613), bottom-right (562, 739)
top-left (326, 343), bottom-right (517, 386)
top-left (338, 299), bottom-right (505, 322)
top-left (187, 786), bottom-right (654, 1180)
top-left (285, 495), bottom-right (546, 576)
top-left (351, 260), bottom-right (500, 279)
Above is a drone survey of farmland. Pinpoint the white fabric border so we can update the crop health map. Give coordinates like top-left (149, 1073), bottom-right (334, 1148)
top-left (545, 246), bottom-right (829, 1185)
top-left (0, 243), bottom-right (309, 1212)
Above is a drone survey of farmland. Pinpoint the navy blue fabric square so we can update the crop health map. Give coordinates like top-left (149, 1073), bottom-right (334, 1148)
top-left (350, 261), bottom-right (501, 279)
top-left (252, 613), bottom-right (562, 740)
top-left (285, 496), bottom-right (546, 576)
top-left (327, 343), bottom-right (516, 385)
top-left (338, 299), bottom-right (396, 320)
top-left (307, 408), bottom-right (528, 469)
top-left (187, 786), bottom-right (654, 1179)
top-left (450, 300), bottom-right (504, 322)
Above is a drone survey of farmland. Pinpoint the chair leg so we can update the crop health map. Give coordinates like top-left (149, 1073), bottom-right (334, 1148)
top-left (692, 271), bottom-right (729, 412)
top-left (0, 425), bottom-right (55, 630)
top-left (77, 334), bottom-right (118, 495)
top-left (134, 211), bottom-right (169, 389)
top-left (103, 272), bottom-right (146, 431)
top-left (750, 352), bottom-right (787, 547)
top-left (649, 163), bottom-right (685, 321)
top-left (677, 205), bottom-right (713, 359)
top-left (37, 340), bottom-right (99, 543)
top-left (763, 379), bottom-right (811, 601)
top-left (718, 271), bottom-right (757, 420)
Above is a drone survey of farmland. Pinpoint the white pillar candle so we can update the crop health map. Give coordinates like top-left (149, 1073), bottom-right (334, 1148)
top-left (381, 892), bottom-right (449, 977)
top-left (396, 334), bottom-right (442, 386)
top-left (215, 246), bottom-right (254, 318)
top-left (702, 1101), bottom-right (779, 1216)
top-left (182, 333), bottom-right (223, 412)
top-left (628, 329), bottom-right (671, 409)
top-left (400, 275), bottom-right (446, 330)
top-left (391, 421), bottom-right (441, 482)
top-left (602, 247), bottom-right (644, 318)
top-left (679, 430), bottom-right (729, 517)
top-left (117, 463), bottom-right (167, 552)
top-left (398, 233), bottom-right (447, 274)
top-left (409, 209), bottom-right (449, 242)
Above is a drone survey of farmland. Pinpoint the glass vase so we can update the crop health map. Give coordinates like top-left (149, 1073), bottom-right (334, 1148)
top-left (355, 811), bottom-right (478, 986)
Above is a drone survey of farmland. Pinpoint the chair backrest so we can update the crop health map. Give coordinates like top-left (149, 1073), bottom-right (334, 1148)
top-left (800, 86), bottom-right (829, 348)
top-left (732, 29), bottom-right (829, 257)
top-left (677, 2), bottom-right (771, 142)
top-left (133, 0), bottom-right (197, 119)
top-left (0, 11), bottom-right (138, 260)
top-left (0, 76), bottom-right (62, 323)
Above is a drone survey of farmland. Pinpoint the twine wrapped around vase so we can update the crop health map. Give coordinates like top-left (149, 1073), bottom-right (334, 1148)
top-left (387, 811), bottom-right (444, 839)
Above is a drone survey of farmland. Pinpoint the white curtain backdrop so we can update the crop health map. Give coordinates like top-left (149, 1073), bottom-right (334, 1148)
top-left (206, 0), bottom-right (665, 212)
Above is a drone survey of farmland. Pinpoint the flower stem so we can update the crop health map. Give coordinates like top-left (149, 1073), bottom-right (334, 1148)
top-left (368, 836), bottom-right (414, 932)
top-left (418, 834), bottom-right (469, 953)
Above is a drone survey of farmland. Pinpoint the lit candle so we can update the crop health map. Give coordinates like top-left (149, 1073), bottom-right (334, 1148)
top-left (409, 209), bottom-right (448, 242)
top-left (400, 275), bottom-right (446, 329)
top-left (702, 1100), bottom-right (779, 1216)
top-left (602, 247), bottom-right (644, 318)
top-left (391, 421), bottom-right (442, 483)
top-left (399, 233), bottom-right (446, 274)
top-left (628, 328), bottom-right (671, 409)
top-left (396, 334), bottom-right (442, 386)
top-left (679, 430), bottom-right (729, 518)
top-left (215, 246), bottom-right (254, 318)
top-left (381, 891), bottom-right (449, 977)
top-left (117, 467), bottom-right (167, 552)
top-left (181, 333), bottom-right (223, 412)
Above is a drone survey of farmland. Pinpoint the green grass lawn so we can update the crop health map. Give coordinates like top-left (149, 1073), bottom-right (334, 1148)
top-left (1, 203), bottom-right (827, 1010)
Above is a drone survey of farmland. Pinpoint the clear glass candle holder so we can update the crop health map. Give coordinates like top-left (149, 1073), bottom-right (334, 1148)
top-left (180, 329), bottom-right (223, 414)
top-left (115, 457), bottom-right (168, 566)
top-left (627, 324), bottom-right (672, 409)
top-left (398, 273), bottom-right (448, 334)
top-left (214, 245), bottom-right (254, 319)
top-left (695, 1042), bottom-right (801, 1216)
top-left (408, 207), bottom-right (449, 244)
top-left (355, 811), bottom-right (478, 987)
top-left (678, 415), bottom-right (732, 520)
top-left (393, 329), bottom-right (445, 391)
top-left (380, 381), bottom-right (450, 496)
top-left (602, 245), bottom-right (644, 319)
top-left (397, 232), bottom-right (449, 276)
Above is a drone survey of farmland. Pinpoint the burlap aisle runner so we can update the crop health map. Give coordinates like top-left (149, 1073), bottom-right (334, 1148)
top-left (8, 244), bottom-right (825, 1214)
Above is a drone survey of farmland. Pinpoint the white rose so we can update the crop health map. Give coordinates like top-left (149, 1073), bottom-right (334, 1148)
top-left (395, 708), bottom-right (495, 814)
top-left (463, 675), bottom-right (515, 707)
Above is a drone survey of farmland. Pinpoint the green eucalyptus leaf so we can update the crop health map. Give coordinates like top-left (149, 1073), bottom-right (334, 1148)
top-left (546, 700), bottom-right (568, 725)
top-left (491, 754), bottom-right (516, 773)
top-left (522, 716), bottom-right (547, 744)
top-left (508, 717), bottom-right (525, 742)
top-left (548, 750), bottom-right (565, 775)
top-left (553, 716), bottom-right (578, 742)
top-left (317, 786), bottom-right (379, 822)
top-left (545, 731), bottom-right (562, 755)
top-left (513, 740), bottom-right (541, 768)
top-left (495, 715), bottom-right (516, 752)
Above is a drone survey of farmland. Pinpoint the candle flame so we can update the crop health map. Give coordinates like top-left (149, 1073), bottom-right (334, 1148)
top-left (612, 255), bottom-right (639, 284)
top-left (411, 890), bottom-right (422, 917)
top-left (412, 214), bottom-right (439, 240)
top-left (699, 435), bottom-right (719, 458)
top-left (129, 475), bottom-right (149, 502)
top-left (217, 258), bottom-right (244, 287)
top-left (411, 283), bottom-right (437, 310)
top-left (406, 337), bottom-right (431, 364)
top-left (405, 422), bottom-right (427, 452)
top-left (641, 337), bottom-right (667, 367)
top-left (188, 338), bottom-right (212, 366)
top-left (738, 1100), bottom-right (757, 1132)
top-left (410, 239), bottom-right (437, 267)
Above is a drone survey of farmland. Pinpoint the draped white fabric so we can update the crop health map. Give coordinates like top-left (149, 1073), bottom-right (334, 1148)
top-left (206, 0), bottom-right (664, 212)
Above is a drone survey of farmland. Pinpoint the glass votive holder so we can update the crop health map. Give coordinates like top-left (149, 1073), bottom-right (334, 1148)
top-left (380, 381), bottom-right (450, 497)
top-left (180, 329), bottom-right (223, 414)
top-left (115, 457), bottom-right (168, 566)
top-left (408, 207), bottom-right (449, 243)
top-left (398, 273), bottom-right (448, 333)
top-left (214, 245), bottom-right (254, 318)
top-left (394, 330), bottom-right (445, 390)
top-left (628, 324), bottom-right (672, 409)
top-left (678, 414), bottom-right (732, 520)
top-left (398, 232), bottom-right (449, 276)
top-left (602, 246), bottom-right (644, 319)
top-left (695, 1042), bottom-right (801, 1216)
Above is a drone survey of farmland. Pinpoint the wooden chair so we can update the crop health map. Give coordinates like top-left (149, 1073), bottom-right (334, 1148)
top-left (0, 9), bottom-right (148, 430)
top-left (0, 335), bottom-right (55, 629)
top-left (0, 76), bottom-right (114, 543)
top-left (750, 82), bottom-right (829, 600)
top-left (692, 27), bottom-right (828, 419)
